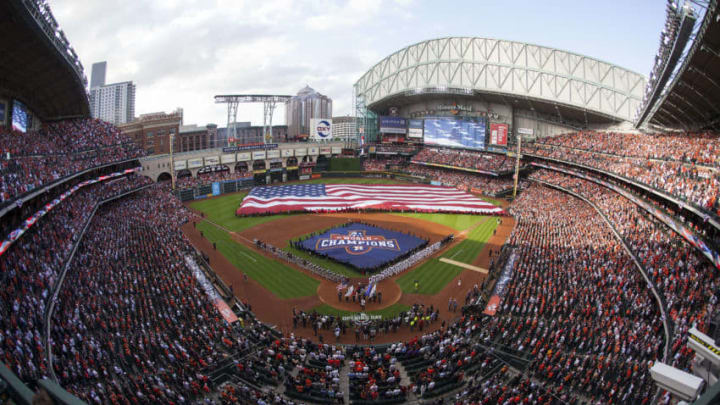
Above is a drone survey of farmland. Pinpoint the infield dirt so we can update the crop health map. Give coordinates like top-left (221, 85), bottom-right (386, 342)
top-left (183, 203), bottom-right (514, 344)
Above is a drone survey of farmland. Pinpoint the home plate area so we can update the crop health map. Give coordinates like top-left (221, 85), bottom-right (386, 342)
top-left (292, 222), bottom-right (428, 272)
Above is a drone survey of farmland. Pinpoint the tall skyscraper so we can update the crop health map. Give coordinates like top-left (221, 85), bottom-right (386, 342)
top-left (88, 62), bottom-right (136, 125)
top-left (90, 61), bottom-right (107, 88)
top-left (285, 85), bottom-right (332, 140)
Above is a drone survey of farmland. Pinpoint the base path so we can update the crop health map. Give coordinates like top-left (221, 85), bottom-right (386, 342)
top-left (241, 212), bottom-right (455, 248)
top-left (182, 206), bottom-right (516, 344)
top-left (439, 258), bottom-right (488, 273)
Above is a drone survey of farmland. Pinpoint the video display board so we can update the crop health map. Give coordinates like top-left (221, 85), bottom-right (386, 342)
top-left (423, 117), bottom-right (486, 149)
top-left (407, 119), bottom-right (423, 138)
top-left (12, 100), bottom-right (29, 133)
top-left (489, 123), bottom-right (508, 146)
top-left (379, 116), bottom-right (407, 134)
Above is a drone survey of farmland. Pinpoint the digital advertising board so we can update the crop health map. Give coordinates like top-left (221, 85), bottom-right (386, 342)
top-left (11, 100), bottom-right (29, 133)
top-left (407, 119), bottom-right (423, 139)
top-left (379, 116), bottom-right (407, 134)
top-left (489, 123), bottom-right (508, 146)
top-left (204, 156), bottom-right (220, 166)
top-left (187, 158), bottom-right (203, 169)
top-left (423, 117), bottom-right (486, 150)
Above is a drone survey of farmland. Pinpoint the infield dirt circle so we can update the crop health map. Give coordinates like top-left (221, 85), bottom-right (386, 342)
top-left (183, 205), bottom-right (514, 344)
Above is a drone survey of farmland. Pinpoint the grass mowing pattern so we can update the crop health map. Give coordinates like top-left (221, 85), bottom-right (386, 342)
top-left (283, 244), bottom-right (365, 278)
top-left (394, 213), bottom-right (487, 231)
top-left (310, 303), bottom-right (411, 320)
top-left (188, 178), bottom-right (409, 232)
top-left (396, 218), bottom-right (498, 295)
top-left (189, 192), bottom-right (290, 233)
top-left (195, 221), bottom-right (319, 299)
top-left (284, 213), bottom-right (487, 279)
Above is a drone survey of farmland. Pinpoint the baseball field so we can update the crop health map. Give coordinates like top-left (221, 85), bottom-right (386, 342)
top-left (183, 178), bottom-right (513, 343)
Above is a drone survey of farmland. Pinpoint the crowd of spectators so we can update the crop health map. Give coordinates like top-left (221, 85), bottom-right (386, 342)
top-left (491, 184), bottom-right (664, 403)
top-left (175, 170), bottom-right (252, 189)
top-left (525, 132), bottom-right (720, 217)
top-left (372, 145), bottom-right (418, 154)
top-left (405, 164), bottom-right (516, 195)
top-left (347, 346), bottom-right (405, 402)
top-left (6, 125), bottom-right (720, 404)
top-left (413, 148), bottom-right (514, 173)
top-left (363, 157), bottom-right (404, 171)
top-left (291, 302), bottom-right (444, 343)
top-left (535, 131), bottom-right (720, 167)
top-left (0, 174), bottom-right (152, 386)
top-left (0, 119), bottom-right (145, 205)
top-left (529, 169), bottom-right (720, 384)
top-left (47, 186), bottom-right (246, 403)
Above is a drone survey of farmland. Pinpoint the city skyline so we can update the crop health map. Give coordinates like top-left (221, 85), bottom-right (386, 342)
top-left (51, 0), bottom-right (666, 127)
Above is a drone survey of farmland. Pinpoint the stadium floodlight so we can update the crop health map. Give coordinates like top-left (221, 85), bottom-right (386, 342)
top-left (214, 95), bottom-right (291, 145)
top-left (650, 362), bottom-right (704, 402)
top-left (687, 327), bottom-right (720, 367)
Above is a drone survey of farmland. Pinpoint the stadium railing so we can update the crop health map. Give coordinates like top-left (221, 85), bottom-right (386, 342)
top-left (43, 183), bottom-right (153, 384)
top-left (523, 150), bottom-right (720, 232)
top-left (0, 363), bottom-right (86, 405)
top-left (530, 179), bottom-right (673, 362)
top-left (532, 161), bottom-right (720, 269)
top-left (530, 177), bottom-right (677, 404)
top-left (0, 157), bottom-right (142, 218)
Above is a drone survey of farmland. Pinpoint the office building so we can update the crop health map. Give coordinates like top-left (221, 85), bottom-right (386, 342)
top-left (88, 61), bottom-right (136, 125)
top-left (90, 61), bottom-right (107, 88)
top-left (285, 85), bottom-right (332, 140)
top-left (332, 116), bottom-right (356, 142)
top-left (118, 109), bottom-right (183, 155)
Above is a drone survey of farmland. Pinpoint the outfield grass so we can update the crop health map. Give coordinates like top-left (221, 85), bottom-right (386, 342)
top-left (480, 196), bottom-right (506, 206)
top-left (396, 218), bottom-right (498, 295)
top-left (189, 192), bottom-right (290, 233)
top-left (195, 221), bottom-right (319, 299)
top-left (310, 303), bottom-right (411, 319)
top-left (188, 178), bottom-right (408, 232)
top-left (394, 213), bottom-right (487, 231)
top-left (189, 178), bottom-right (501, 298)
top-left (283, 244), bottom-right (365, 278)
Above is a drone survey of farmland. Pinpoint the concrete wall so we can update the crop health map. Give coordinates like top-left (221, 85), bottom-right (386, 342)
top-left (139, 142), bottom-right (345, 182)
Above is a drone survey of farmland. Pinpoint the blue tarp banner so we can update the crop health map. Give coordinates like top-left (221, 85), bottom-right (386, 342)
top-left (298, 223), bottom-right (425, 270)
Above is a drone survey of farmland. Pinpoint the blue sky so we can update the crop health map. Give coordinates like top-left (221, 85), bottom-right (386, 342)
top-left (51, 0), bottom-right (665, 127)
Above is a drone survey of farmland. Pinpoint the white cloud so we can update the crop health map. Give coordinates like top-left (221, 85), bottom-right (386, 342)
top-left (49, 0), bottom-right (418, 127)
top-left (47, 0), bottom-right (656, 128)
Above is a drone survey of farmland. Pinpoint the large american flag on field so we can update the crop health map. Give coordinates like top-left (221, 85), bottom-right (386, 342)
top-left (236, 184), bottom-right (505, 215)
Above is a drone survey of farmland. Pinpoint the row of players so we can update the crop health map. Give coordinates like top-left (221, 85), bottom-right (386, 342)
top-left (1, 119), bottom-right (719, 403)
top-left (3, 172), bottom-right (716, 404)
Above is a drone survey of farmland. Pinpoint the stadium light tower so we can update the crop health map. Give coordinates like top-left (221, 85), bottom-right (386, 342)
top-left (512, 133), bottom-right (522, 199)
top-left (214, 95), bottom-right (292, 144)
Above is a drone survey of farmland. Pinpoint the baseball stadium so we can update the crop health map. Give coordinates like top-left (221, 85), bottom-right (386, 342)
top-left (1, 0), bottom-right (720, 404)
